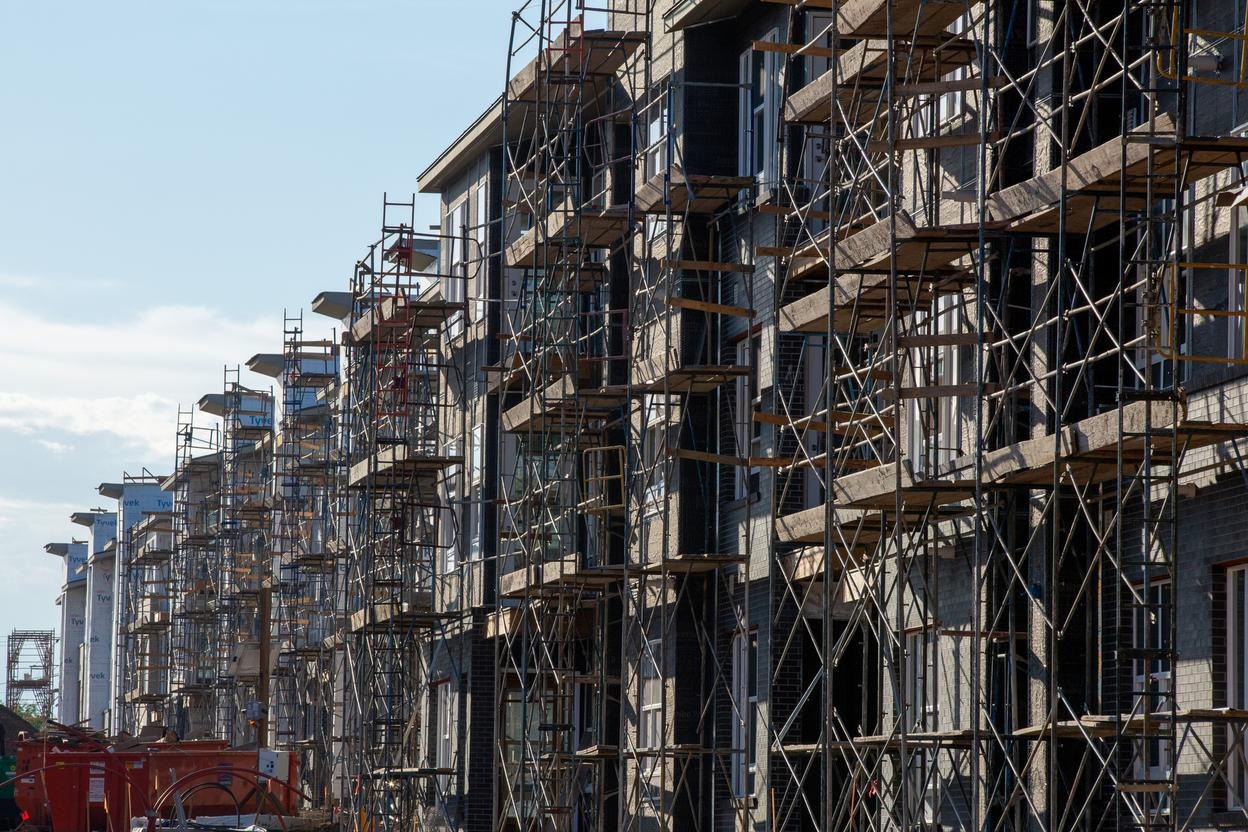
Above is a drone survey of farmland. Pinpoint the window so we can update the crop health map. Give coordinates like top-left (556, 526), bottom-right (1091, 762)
top-left (731, 630), bottom-right (758, 799)
top-left (643, 216), bottom-right (670, 278)
top-left (735, 337), bottom-right (762, 499)
top-left (799, 13), bottom-right (832, 232)
top-left (442, 453), bottom-right (460, 575)
top-left (468, 424), bottom-right (484, 560)
top-left (476, 182), bottom-right (489, 252)
top-left (645, 214), bottom-right (669, 241)
top-left (645, 96), bottom-right (669, 181)
top-left (801, 10), bottom-right (835, 214)
top-left (475, 182), bottom-right (489, 321)
top-left (802, 339), bottom-right (826, 509)
top-left (738, 32), bottom-right (780, 186)
top-left (1229, 567), bottom-right (1248, 805)
top-left (801, 126), bottom-right (831, 234)
top-left (939, 15), bottom-right (971, 123)
top-left (935, 297), bottom-right (962, 466)
top-left (446, 200), bottom-right (469, 337)
top-left (639, 638), bottom-right (662, 753)
top-left (499, 686), bottom-right (551, 818)
top-left (1133, 579), bottom-right (1172, 795)
top-left (1024, 0), bottom-right (1042, 47)
top-left (642, 395), bottom-right (669, 507)
top-left (590, 166), bottom-right (608, 210)
top-left (500, 687), bottom-right (530, 818)
top-left (903, 631), bottom-right (937, 731)
top-left (903, 630), bottom-right (939, 823)
top-left (908, 296), bottom-right (963, 476)
top-left (435, 680), bottom-right (457, 791)
top-left (1233, 212), bottom-right (1248, 361)
top-left (638, 637), bottom-right (663, 806)
top-left (805, 11), bottom-right (834, 79)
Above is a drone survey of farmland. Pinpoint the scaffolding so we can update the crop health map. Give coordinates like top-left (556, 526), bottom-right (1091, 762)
top-left (341, 196), bottom-right (466, 832)
top-left (118, 503), bottom-right (174, 728)
top-left (111, 471), bottom-right (174, 734)
top-left (214, 367), bottom-right (274, 744)
top-left (6, 630), bottom-right (55, 720)
top-left (270, 311), bottom-right (342, 805)
top-left (167, 403), bottom-right (221, 739)
top-left (762, 0), bottom-right (1248, 830)
top-left (494, 4), bottom-right (647, 829)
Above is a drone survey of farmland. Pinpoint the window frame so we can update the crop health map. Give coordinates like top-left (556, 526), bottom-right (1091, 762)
top-left (446, 198), bottom-right (469, 337)
top-left (731, 629), bottom-right (758, 799)
top-left (641, 395), bottom-right (669, 508)
top-left (435, 678), bottom-right (457, 791)
top-left (735, 336), bottom-right (762, 500)
top-left (468, 423), bottom-right (484, 560)
top-left (1132, 578), bottom-right (1173, 789)
top-left (738, 31), bottom-right (780, 187)
top-left (441, 448), bottom-right (461, 575)
top-left (475, 182), bottom-right (489, 321)
top-left (801, 338), bottom-right (826, 509)
top-left (639, 637), bottom-right (662, 752)
top-left (902, 629), bottom-right (940, 822)
top-left (645, 95), bottom-right (669, 182)
top-left (938, 15), bottom-right (972, 124)
top-left (1229, 566), bottom-right (1248, 806)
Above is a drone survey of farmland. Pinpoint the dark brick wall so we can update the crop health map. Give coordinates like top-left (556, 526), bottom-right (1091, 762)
top-left (465, 615), bottom-right (496, 832)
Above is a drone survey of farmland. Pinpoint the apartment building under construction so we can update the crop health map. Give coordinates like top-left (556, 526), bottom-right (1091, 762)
top-left (47, 1), bottom-right (1248, 830)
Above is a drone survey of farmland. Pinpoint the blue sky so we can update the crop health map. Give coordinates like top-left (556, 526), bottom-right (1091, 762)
top-left (0, 1), bottom-right (517, 657)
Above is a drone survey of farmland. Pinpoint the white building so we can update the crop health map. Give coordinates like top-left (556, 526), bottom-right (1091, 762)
top-left (44, 541), bottom-right (87, 726)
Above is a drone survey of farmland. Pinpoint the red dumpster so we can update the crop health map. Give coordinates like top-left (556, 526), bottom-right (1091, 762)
top-left (13, 737), bottom-right (300, 832)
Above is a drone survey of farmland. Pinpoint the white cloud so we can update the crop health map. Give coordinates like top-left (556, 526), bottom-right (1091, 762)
top-left (0, 392), bottom-right (176, 460)
top-left (0, 495), bottom-right (85, 634)
top-left (0, 495), bottom-right (76, 532)
top-left (0, 299), bottom-right (332, 464)
top-left (33, 438), bottom-right (74, 454)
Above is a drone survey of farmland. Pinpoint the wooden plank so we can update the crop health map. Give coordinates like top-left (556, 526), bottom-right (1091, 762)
top-left (670, 447), bottom-right (785, 467)
top-left (756, 202), bottom-right (835, 221)
top-left (756, 454), bottom-right (823, 468)
top-left (896, 332), bottom-right (981, 348)
top-left (830, 460), bottom-right (911, 507)
top-left (673, 448), bottom-right (742, 466)
top-left (667, 295), bottom-right (754, 318)
top-left (752, 40), bottom-right (836, 59)
top-left (879, 384), bottom-right (993, 400)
